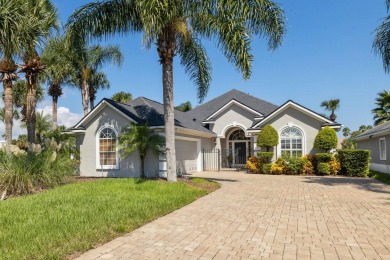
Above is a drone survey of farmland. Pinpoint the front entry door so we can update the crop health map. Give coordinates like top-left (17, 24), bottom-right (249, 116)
top-left (234, 142), bottom-right (247, 165)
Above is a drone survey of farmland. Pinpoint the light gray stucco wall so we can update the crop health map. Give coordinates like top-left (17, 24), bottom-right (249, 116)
top-left (264, 107), bottom-right (324, 156)
top-left (76, 105), bottom-right (159, 177)
top-left (211, 104), bottom-right (257, 138)
top-left (357, 135), bottom-right (389, 165)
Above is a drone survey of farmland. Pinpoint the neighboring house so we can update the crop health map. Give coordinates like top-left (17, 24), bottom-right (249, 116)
top-left (354, 121), bottom-right (390, 174)
top-left (69, 89), bottom-right (341, 177)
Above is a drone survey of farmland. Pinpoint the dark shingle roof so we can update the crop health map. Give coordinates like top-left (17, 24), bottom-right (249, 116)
top-left (187, 89), bottom-right (278, 121)
top-left (354, 121), bottom-right (390, 140)
top-left (104, 97), bottom-right (215, 134)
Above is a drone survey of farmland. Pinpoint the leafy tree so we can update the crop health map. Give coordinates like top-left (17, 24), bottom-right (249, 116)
top-left (111, 91), bottom-right (133, 103)
top-left (0, 0), bottom-right (34, 154)
top-left (118, 123), bottom-right (165, 178)
top-left (257, 124), bottom-right (278, 152)
top-left (67, 0), bottom-right (286, 181)
top-left (358, 125), bottom-right (372, 133)
top-left (175, 101), bottom-right (192, 112)
top-left (313, 126), bottom-right (338, 152)
top-left (12, 80), bottom-right (44, 122)
top-left (18, 0), bottom-right (59, 145)
top-left (320, 99), bottom-right (340, 121)
top-left (44, 127), bottom-right (78, 157)
top-left (372, 90), bottom-right (390, 126)
top-left (42, 35), bottom-right (75, 130)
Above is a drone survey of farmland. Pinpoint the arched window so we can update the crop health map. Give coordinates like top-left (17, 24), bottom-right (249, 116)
top-left (98, 127), bottom-right (118, 168)
top-left (280, 127), bottom-right (303, 157)
top-left (229, 129), bottom-right (250, 140)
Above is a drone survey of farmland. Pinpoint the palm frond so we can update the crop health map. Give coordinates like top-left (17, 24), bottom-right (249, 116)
top-left (178, 35), bottom-right (212, 102)
top-left (66, 0), bottom-right (142, 43)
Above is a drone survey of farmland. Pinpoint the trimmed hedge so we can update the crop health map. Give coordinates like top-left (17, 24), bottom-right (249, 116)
top-left (338, 150), bottom-right (371, 177)
top-left (257, 124), bottom-right (278, 151)
top-left (257, 152), bottom-right (274, 163)
top-left (315, 153), bottom-right (333, 163)
top-left (314, 126), bottom-right (338, 152)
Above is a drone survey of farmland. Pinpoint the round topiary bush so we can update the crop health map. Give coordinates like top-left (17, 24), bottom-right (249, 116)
top-left (314, 126), bottom-right (338, 152)
top-left (317, 162), bottom-right (331, 175)
top-left (257, 124), bottom-right (278, 152)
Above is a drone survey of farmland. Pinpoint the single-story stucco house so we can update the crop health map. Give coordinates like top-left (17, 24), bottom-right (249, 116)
top-left (69, 89), bottom-right (341, 177)
top-left (355, 121), bottom-right (390, 174)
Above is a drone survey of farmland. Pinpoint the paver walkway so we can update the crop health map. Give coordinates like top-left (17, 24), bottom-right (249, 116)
top-left (76, 172), bottom-right (390, 260)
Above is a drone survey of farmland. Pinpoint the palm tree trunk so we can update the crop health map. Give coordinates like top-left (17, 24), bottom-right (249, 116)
top-left (90, 99), bottom-right (95, 110)
top-left (3, 77), bottom-right (13, 154)
top-left (140, 156), bottom-right (145, 178)
top-left (52, 96), bottom-right (58, 130)
top-left (26, 80), bottom-right (37, 144)
top-left (81, 79), bottom-right (89, 116)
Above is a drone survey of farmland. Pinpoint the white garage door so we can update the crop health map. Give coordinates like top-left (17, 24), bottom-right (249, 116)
top-left (176, 140), bottom-right (198, 173)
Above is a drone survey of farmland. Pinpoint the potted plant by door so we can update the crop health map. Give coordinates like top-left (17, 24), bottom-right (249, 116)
top-left (226, 154), bottom-right (233, 168)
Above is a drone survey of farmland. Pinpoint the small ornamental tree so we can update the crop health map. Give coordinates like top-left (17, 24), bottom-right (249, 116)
top-left (313, 126), bottom-right (338, 152)
top-left (257, 124), bottom-right (278, 152)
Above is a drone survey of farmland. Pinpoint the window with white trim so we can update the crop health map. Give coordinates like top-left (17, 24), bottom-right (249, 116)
top-left (379, 137), bottom-right (386, 161)
top-left (280, 127), bottom-right (303, 157)
top-left (98, 127), bottom-right (118, 168)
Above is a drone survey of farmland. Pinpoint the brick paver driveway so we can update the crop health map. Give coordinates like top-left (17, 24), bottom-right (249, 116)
top-left (76, 172), bottom-right (390, 260)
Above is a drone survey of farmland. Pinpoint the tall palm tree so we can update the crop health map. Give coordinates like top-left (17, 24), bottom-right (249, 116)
top-left (42, 36), bottom-right (75, 130)
top-left (88, 69), bottom-right (110, 109)
top-left (69, 43), bottom-right (123, 115)
top-left (18, 0), bottom-right (59, 145)
top-left (321, 99), bottom-right (340, 121)
top-left (111, 91), bottom-right (132, 103)
top-left (0, 0), bottom-right (33, 154)
top-left (12, 80), bottom-right (44, 123)
top-left (67, 0), bottom-right (286, 181)
top-left (119, 123), bottom-right (165, 178)
top-left (372, 90), bottom-right (390, 126)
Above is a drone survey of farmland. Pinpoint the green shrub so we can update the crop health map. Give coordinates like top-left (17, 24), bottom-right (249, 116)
top-left (257, 152), bottom-right (274, 163)
top-left (314, 126), bottom-right (338, 152)
top-left (317, 162), bottom-right (331, 175)
top-left (262, 163), bottom-right (272, 174)
top-left (285, 156), bottom-right (304, 175)
top-left (315, 153), bottom-right (333, 163)
top-left (257, 124), bottom-right (278, 151)
top-left (338, 150), bottom-right (370, 177)
top-left (0, 149), bottom-right (77, 198)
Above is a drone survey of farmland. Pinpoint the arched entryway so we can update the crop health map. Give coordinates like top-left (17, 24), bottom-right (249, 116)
top-left (226, 129), bottom-right (252, 167)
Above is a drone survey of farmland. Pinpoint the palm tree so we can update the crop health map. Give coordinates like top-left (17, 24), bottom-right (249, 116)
top-left (42, 36), bottom-right (75, 130)
top-left (111, 91), bottom-right (132, 103)
top-left (0, 0), bottom-right (33, 154)
top-left (21, 111), bottom-right (52, 144)
top-left (18, 0), bottom-right (59, 145)
top-left (119, 123), bottom-right (165, 178)
top-left (67, 0), bottom-right (286, 181)
top-left (12, 80), bottom-right (44, 123)
top-left (342, 127), bottom-right (351, 138)
top-left (372, 90), bottom-right (390, 126)
top-left (88, 69), bottom-right (110, 109)
top-left (175, 101), bottom-right (192, 112)
top-left (373, 1), bottom-right (390, 73)
top-left (321, 99), bottom-right (340, 121)
top-left (69, 43), bottom-right (123, 115)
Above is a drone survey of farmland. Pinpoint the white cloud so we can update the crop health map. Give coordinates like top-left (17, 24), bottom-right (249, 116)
top-left (38, 106), bottom-right (83, 128)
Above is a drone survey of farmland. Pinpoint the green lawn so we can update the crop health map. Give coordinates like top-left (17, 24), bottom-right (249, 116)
top-left (0, 178), bottom-right (218, 260)
top-left (368, 170), bottom-right (390, 185)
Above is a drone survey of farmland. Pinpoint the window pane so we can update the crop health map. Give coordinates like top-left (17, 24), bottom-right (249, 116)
top-left (99, 128), bottom-right (117, 166)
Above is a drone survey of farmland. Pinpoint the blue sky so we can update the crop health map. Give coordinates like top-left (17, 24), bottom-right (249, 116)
top-left (6, 0), bottom-right (390, 137)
